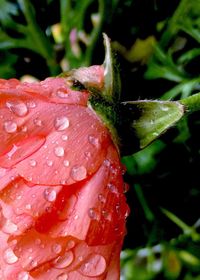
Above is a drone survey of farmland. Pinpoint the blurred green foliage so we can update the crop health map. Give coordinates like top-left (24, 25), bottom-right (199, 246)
top-left (0, 0), bottom-right (200, 279)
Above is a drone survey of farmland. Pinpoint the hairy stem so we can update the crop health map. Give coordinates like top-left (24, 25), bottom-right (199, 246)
top-left (180, 92), bottom-right (200, 113)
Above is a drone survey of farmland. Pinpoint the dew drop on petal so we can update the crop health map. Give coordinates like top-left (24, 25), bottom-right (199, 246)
top-left (61, 135), bottom-right (68, 141)
top-left (66, 240), bottom-right (75, 250)
top-left (33, 118), bottom-right (43, 127)
top-left (44, 188), bottom-right (57, 202)
top-left (29, 159), bottom-right (37, 167)
top-left (17, 272), bottom-right (29, 280)
top-left (27, 101), bottom-right (36, 108)
top-left (88, 135), bottom-right (99, 147)
top-left (115, 203), bottom-right (120, 214)
top-left (79, 254), bottom-right (106, 277)
top-left (54, 116), bottom-right (69, 131)
top-left (101, 209), bottom-right (110, 220)
top-left (107, 183), bottom-right (117, 193)
top-left (84, 151), bottom-right (91, 159)
top-left (21, 126), bottom-right (28, 132)
top-left (123, 183), bottom-right (130, 193)
top-left (54, 146), bottom-right (65, 157)
top-left (30, 259), bottom-right (38, 268)
top-left (56, 88), bottom-right (68, 98)
top-left (6, 101), bottom-right (28, 117)
top-left (26, 176), bottom-right (32, 182)
top-left (88, 208), bottom-right (97, 220)
top-left (35, 239), bottom-right (42, 245)
top-left (104, 159), bottom-right (111, 167)
top-left (63, 160), bottom-right (69, 167)
top-left (53, 251), bottom-right (74, 269)
top-left (2, 220), bottom-right (18, 234)
top-left (98, 194), bottom-right (106, 204)
top-left (46, 160), bottom-right (53, 167)
top-left (4, 121), bottom-right (17, 133)
top-left (3, 248), bottom-right (18, 264)
top-left (25, 204), bottom-right (32, 210)
top-left (52, 243), bottom-right (62, 254)
top-left (56, 273), bottom-right (68, 280)
top-left (71, 165), bottom-right (87, 181)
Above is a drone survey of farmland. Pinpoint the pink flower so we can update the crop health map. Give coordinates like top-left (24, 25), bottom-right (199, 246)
top-left (0, 66), bottom-right (129, 279)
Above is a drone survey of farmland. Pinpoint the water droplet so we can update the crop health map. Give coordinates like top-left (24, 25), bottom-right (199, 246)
top-left (16, 194), bottom-right (22, 200)
top-left (63, 160), bottom-right (69, 167)
top-left (88, 135), bottom-right (99, 147)
top-left (71, 165), bottom-right (87, 181)
top-left (52, 243), bottom-right (62, 254)
top-left (6, 101), bottom-right (28, 117)
top-left (27, 101), bottom-right (36, 108)
top-left (124, 208), bottom-right (130, 219)
top-left (61, 135), bottom-right (68, 141)
top-left (26, 176), bottom-right (32, 182)
top-left (21, 125), bottom-right (28, 132)
top-left (56, 88), bottom-right (68, 98)
top-left (161, 105), bottom-right (169, 112)
top-left (53, 251), bottom-right (74, 269)
top-left (46, 159), bottom-right (53, 166)
top-left (25, 204), bottom-right (32, 210)
top-left (35, 239), bottom-right (42, 245)
top-left (84, 151), bottom-right (91, 159)
top-left (123, 183), bottom-right (129, 193)
top-left (98, 194), bottom-right (106, 204)
top-left (44, 188), bottom-right (57, 202)
top-left (101, 209), bottom-right (110, 220)
top-left (152, 132), bottom-right (159, 137)
top-left (54, 146), bottom-right (65, 157)
top-left (54, 116), bottom-right (69, 131)
top-left (104, 159), bottom-right (111, 167)
top-left (115, 203), bottom-right (120, 213)
top-left (66, 240), bottom-right (75, 250)
top-left (29, 159), bottom-right (37, 167)
top-left (33, 118), bottom-right (43, 127)
top-left (3, 220), bottom-right (18, 234)
top-left (107, 183), bottom-right (117, 193)
top-left (4, 121), bottom-right (17, 133)
top-left (88, 208), bottom-right (97, 220)
top-left (56, 273), bottom-right (68, 280)
top-left (17, 272), bottom-right (29, 280)
top-left (79, 254), bottom-right (106, 277)
top-left (3, 248), bottom-right (18, 264)
top-left (30, 259), bottom-right (38, 268)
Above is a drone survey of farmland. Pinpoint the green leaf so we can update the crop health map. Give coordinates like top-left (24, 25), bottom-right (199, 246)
top-left (179, 251), bottom-right (200, 267)
top-left (0, 0), bottom-right (18, 26)
top-left (0, 51), bottom-right (17, 78)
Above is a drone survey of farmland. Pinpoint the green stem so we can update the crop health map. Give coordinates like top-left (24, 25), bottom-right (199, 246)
top-left (84, 0), bottom-right (105, 65)
top-left (180, 92), bottom-right (200, 113)
top-left (60, 0), bottom-right (71, 43)
top-left (18, 0), bottom-right (59, 75)
top-left (160, 0), bottom-right (188, 47)
top-left (134, 184), bottom-right (155, 222)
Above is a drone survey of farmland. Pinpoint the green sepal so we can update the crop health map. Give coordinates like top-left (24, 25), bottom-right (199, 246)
top-left (102, 33), bottom-right (121, 102)
top-left (121, 100), bottom-right (184, 148)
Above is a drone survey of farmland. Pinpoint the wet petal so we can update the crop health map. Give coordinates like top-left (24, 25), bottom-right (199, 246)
top-left (15, 105), bottom-right (110, 185)
top-left (0, 72), bottom-right (128, 280)
top-left (34, 145), bottom-right (128, 245)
